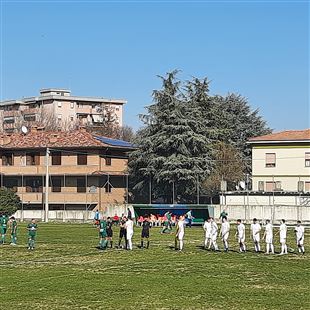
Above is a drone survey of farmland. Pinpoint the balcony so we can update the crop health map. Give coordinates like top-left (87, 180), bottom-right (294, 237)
top-left (22, 108), bottom-right (39, 115)
top-left (18, 191), bottom-right (99, 204)
top-left (3, 111), bottom-right (18, 118)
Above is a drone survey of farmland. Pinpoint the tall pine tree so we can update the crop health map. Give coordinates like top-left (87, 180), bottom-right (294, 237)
top-left (129, 71), bottom-right (212, 203)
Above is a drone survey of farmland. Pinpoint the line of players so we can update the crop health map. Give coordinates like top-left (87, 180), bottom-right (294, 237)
top-left (96, 214), bottom-right (306, 255)
top-left (203, 217), bottom-right (305, 255)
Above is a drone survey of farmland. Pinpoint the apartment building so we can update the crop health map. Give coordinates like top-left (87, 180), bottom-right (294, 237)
top-left (0, 88), bottom-right (126, 133)
top-left (0, 129), bottom-right (134, 210)
top-left (249, 129), bottom-right (310, 193)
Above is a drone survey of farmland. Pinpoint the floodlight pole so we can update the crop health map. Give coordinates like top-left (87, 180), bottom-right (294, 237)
top-left (172, 180), bottom-right (175, 205)
top-left (149, 174), bottom-right (152, 205)
top-left (45, 147), bottom-right (50, 223)
top-left (196, 175), bottom-right (200, 205)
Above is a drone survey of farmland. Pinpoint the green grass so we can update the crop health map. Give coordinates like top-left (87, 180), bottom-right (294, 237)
top-left (0, 223), bottom-right (309, 310)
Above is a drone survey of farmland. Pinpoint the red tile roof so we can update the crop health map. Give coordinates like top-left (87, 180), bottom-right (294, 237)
top-left (249, 129), bottom-right (310, 142)
top-left (0, 130), bottom-right (133, 149)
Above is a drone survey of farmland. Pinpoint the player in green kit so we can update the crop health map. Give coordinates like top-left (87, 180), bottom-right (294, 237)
top-left (0, 213), bottom-right (8, 244)
top-left (27, 219), bottom-right (38, 250)
top-left (161, 211), bottom-right (172, 234)
top-left (10, 216), bottom-right (17, 245)
top-left (98, 217), bottom-right (108, 250)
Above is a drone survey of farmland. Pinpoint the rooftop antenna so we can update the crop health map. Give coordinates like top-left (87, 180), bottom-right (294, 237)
top-left (21, 126), bottom-right (28, 135)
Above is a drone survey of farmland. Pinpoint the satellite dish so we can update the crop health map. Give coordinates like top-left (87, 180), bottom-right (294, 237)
top-left (239, 181), bottom-right (246, 190)
top-left (21, 126), bottom-right (28, 134)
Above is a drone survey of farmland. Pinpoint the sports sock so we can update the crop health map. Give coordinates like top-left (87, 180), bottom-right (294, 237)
top-left (301, 246), bottom-right (305, 253)
top-left (257, 243), bottom-right (261, 252)
top-left (146, 241), bottom-right (149, 249)
top-left (179, 240), bottom-right (183, 250)
top-left (270, 244), bottom-right (274, 254)
top-left (141, 240), bottom-right (143, 248)
top-left (175, 238), bottom-right (178, 250)
top-left (213, 241), bottom-right (218, 251)
top-left (243, 244), bottom-right (246, 252)
top-left (266, 244), bottom-right (270, 253)
top-left (110, 240), bottom-right (113, 248)
top-left (128, 239), bottom-right (132, 250)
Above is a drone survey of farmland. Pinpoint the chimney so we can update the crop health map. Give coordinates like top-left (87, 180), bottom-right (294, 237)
top-left (49, 133), bottom-right (59, 144)
top-left (79, 126), bottom-right (87, 132)
top-left (0, 135), bottom-right (12, 146)
top-left (31, 125), bottom-right (38, 133)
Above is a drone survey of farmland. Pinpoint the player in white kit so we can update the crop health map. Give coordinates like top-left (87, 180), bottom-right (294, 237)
top-left (125, 216), bottom-right (134, 250)
top-left (220, 216), bottom-right (230, 252)
top-left (203, 218), bottom-right (212, 249)
top-left (263, 219), bottom-right (274, 254)
top-left (236, 219), bottom-right (246, 252)
top-left (175, 215), bottom-right (185, 251)
top-left (294, 221), bottom-right (305, 255)
top-left (210, 218), bottom-right (219, 251)
top-left (279, 219), bottom-right (288, 255)
top-left (250, 218), bottom-right (261, 252)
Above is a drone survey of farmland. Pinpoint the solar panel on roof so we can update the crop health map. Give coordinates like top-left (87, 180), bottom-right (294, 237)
top-left (94, 136), bottom-right (134, 148)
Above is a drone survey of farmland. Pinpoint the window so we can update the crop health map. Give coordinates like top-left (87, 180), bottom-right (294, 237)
top-left (77, 154), bottom-right (87, 165)
top-left (265, 181), bottom-right (281, 191)
top-left (105, 151), bottom-right (111, 166)
top-left (70, 116), bottom-right (74, 121)
top-left (275, 181), bottom-right (282, 190)
top-left (298, 181), bottom-right (304, 192)
top-left (24, 114), bottom-right (36, 122)
top-left (2, 153), bottom-right (14, 166)
top-left (77, 177), bottom-right (86, 193)
top-left (57, 102), bottom-right (62, 108)
top-left (3, 178), bottom-right (18, 192)
top-left (305, 153), bottom-right (310, 167)
top-left (265, 153), bottom-right (276, 168)
top-left (57, 114), bottom-right (62, 120)
top-left (52, 178), bottom-right (61, 192)
top-left (25, 179), bottom-right (43, 193)
top-left (3, 117), bottom-right (14, 124)
top-left (51, 152), bottom-right (61, 165)
top-left (70, 102), bottom-right (75, 109)
top-left (266, 182), bottom-right (275, 192)
top-left (258, 181), bottom-right (264, 192)
top-left (305, 182), bottom-right (310, 192)
top-left (26, 153), bottom-right (40, 166)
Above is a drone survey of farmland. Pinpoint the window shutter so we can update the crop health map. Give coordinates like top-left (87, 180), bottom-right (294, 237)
top-left (298, 181), bottom-right (304, 192)
top-left (258, 181), bottom-right (264, 191)
top-left (35, 154), bottom-right (40, 166)
top-left (2, 155), bottom-right (7, 166)
top-left (26, 155), bottom-right (32, 166)
top-left (266, 153), bottom-right (276, 164)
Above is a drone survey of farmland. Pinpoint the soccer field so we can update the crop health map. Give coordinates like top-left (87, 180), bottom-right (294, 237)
top-left (0, 223), bottom-right (309, 310)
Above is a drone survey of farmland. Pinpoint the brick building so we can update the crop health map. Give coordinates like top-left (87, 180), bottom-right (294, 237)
top-left (0, 88), bottom-right (126, 133)
top-left (0, 129), bottom-right (134, 211)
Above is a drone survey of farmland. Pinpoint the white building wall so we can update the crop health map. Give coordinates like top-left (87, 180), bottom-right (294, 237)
top-left (252, 145), bottom-right (310, 191)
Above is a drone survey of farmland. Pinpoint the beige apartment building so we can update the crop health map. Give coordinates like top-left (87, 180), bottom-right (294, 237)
top-left (0, 129), bottom-right (134, 210)
top-left (249, 129), bottom-right (310, 193)
top-left (0, 88), bottom-right (125, 133)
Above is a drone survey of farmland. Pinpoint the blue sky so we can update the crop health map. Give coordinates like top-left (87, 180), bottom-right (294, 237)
top-left (1, 1), bottom-right (309, 131)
